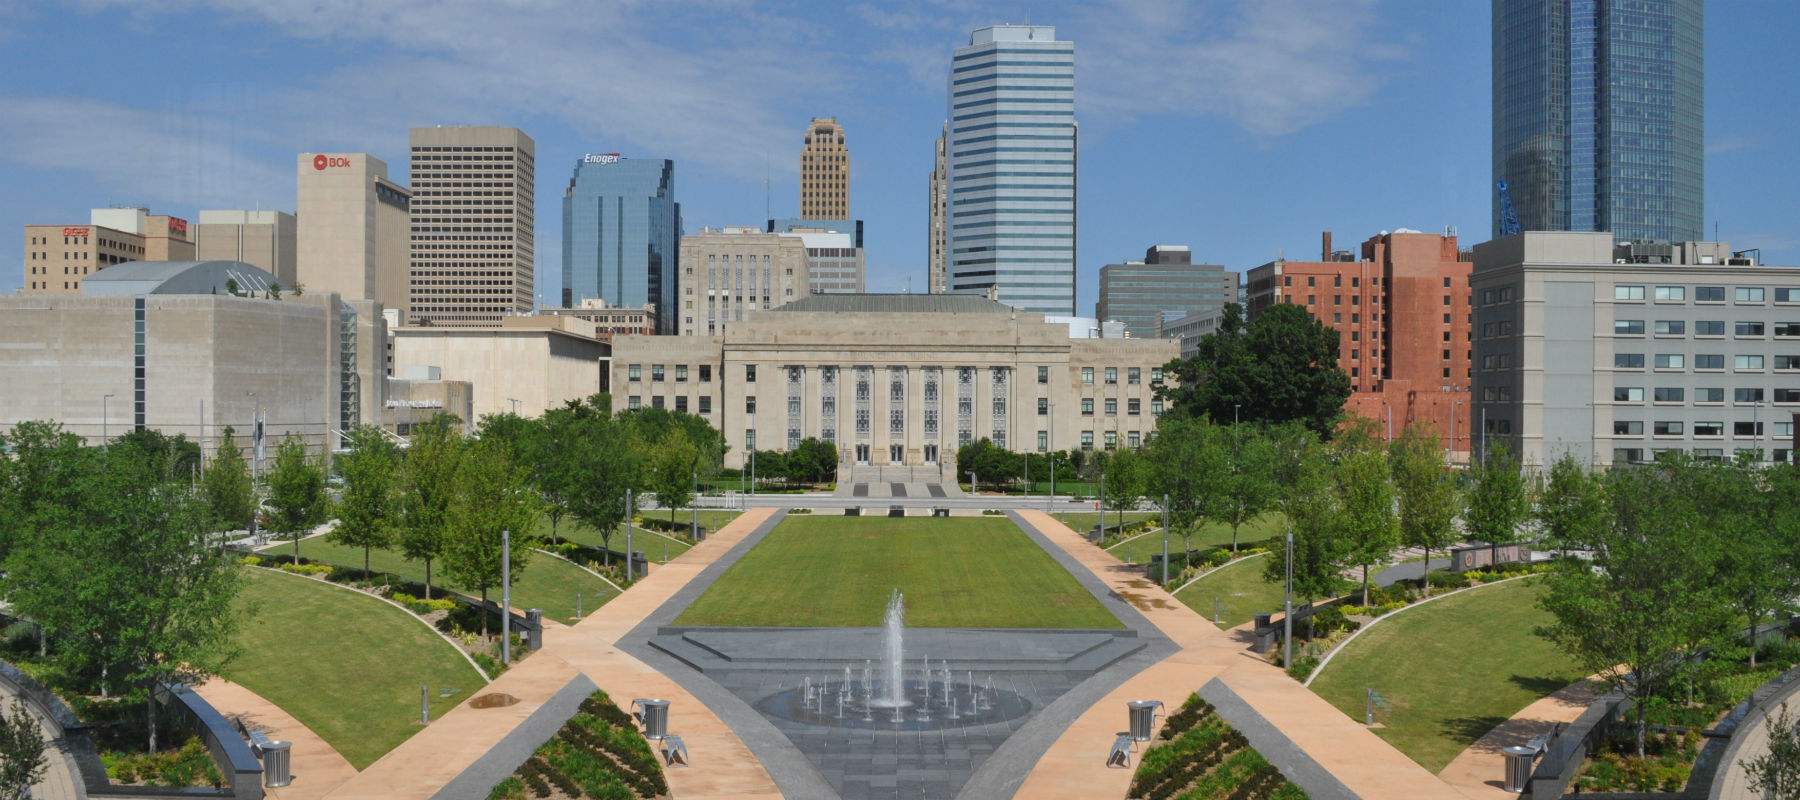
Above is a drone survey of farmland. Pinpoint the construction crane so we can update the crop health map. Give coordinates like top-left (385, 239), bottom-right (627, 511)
top-left (1496, 180), bottom-right (1523, 237)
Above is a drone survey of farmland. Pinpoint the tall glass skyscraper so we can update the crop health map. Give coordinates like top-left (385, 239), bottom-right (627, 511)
top-left (945, 25), bottom-right (1076, 315)
top-left (561, 155), bottom-right (679, 332)
top-left (1493, 0), bottom-right (1703, 243)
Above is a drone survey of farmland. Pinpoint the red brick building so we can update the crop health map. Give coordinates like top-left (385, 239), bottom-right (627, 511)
top-left (1245, 230), bottom-right (1473, 458)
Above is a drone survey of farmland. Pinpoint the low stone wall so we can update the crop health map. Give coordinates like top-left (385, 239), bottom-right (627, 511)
top-left (1198, 676), bottom-right (1360, 800)
top-left (152, 682), bottom-right (264, 800)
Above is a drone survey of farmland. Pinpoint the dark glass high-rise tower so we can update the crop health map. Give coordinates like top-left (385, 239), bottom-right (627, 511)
top-left (1493, 0), bottom-right (1703, 243)
top-left (561, 155), bottom-right (679, 332)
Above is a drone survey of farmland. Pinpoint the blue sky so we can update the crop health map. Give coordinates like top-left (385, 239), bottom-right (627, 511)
top-left (2, 0), bottom-right (1795, 312)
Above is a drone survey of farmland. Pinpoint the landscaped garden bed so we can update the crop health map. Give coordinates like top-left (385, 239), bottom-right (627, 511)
top-left (1127, 693), bottom-right (1308, 800)
top-left (488, 690), bottom-right (670, 800)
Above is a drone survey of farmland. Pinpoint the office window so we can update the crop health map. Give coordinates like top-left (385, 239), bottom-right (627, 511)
top-left (1104, 431), bottom-right (1118, 451)
top-left (1737, 355), bottom-right (1766, 370)
top-left (1779, 421), bottom-right (1796, 437)
top-left (1696, 354), bottom-right (1725, 370)
top-left (1696, 320), bottom-right (1725, 336)
top-left (1615, 448), bottom-right (1646, 464)
top-left (1653, 421), bottom-right (1684, 436)
top-left (745, 396), bottom-right (756, 414)
top-left (1696, 286), bottom-right (1725, 302)
top-left (1737, 287), bottom-right (1766, 302)
top-left (1736, 388), bottom-right (1765, 403)
top-left (1655, 320), bottom-right (1685, 336)
top-left (1081, 398), bottom-right (1093, 416)
top-left (1151, 368), bottom-right (1163, 384)
top-left (1696, 387), bottom-right (1725, 403)
top-left (1777, 288), bottom-right (1800, 303)
top-left (1777, 322), bottom-right (1800, 337)
top-left (700, 364), bottom-right (711, 382)
top-left (1777, 356), bottom-right (1800, 370)
top-left (1614, 387), bottom-right (1644, 402)
top-left (1614, 420), bottom-right (1643, 436)
top-left (1151, 398), bottom-right (1164, 415)
top-left (1128, 431), bottom-right (1141, 449)
top-left (675, 365), bottom-right (688, 382)
top-left (1105, 398), bottom-right (1117, 416)
top-left (1105, 367), bottom-right (1117, 384)
top-left (1037, 365), bottom-right (1049, 384)
top-left (1653, 387), bottom-right (1684, 402)
top-left (745, 364), bottom-right (757, 382)
top-left (1654, 354), bottom-right (1684, 369)
top-left (675, 396), bottom-right (688, 413)
top-left (628, 364), bottom-right (641, 381)
top-left (1737, 321), bottom-right (1766, 337)
top-left (1694, 421), bottom-right (1724, 437)
top-left (651, 396), bottom-right (664, 409)
top-left (1128, 367), bottom-right (1141, 385)
top-left (1780, 389), bottom-right (1800, 404)
top-left (628, 395), bottom-right (641, 410)
top-left (1038, 398), bottom-right (1048, 415)
top-left (1615, 320), bottom-right (1645, 335)
top-left (698, 396), bottom-right (711, 414)
top-left (1735, 421), bottom-right (1764, 437)
top-left (1654, 286), bottom-right (1686, 301)
top-left (1037, 431), bottom-right (1048, 452)
top-left (1615, 285), bottom-right (1645, 300)
top-left (745, 429), bottom-right (755, 450)
top-left (1615, 353), bottom-right (1645, 369)
top-left (1080, 367), bottom-right (1094, 385)
top-left (651, 364), bottom-right (665, 382)
top-left (1080, 431), bottom-right (1094, 451)
top-left (1128, 398), bottom-right (1140, 415)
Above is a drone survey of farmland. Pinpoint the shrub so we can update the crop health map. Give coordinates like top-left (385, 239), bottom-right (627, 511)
top-left (391, 592), bottom-right (456, 615)
top-left (239, 555), bottom-right (262, 566)
top-left (1286, 655), bottom-right (1320, 681)
top-left (277, 561), bottom-right (334, 577)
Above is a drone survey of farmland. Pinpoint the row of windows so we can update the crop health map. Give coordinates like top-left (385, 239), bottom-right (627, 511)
top-left (1046, 397), bottom-right (1155, 416)
top-left (1614, 319), bottom-right (1797, 337)
top-left (1611, 449), bottom-right (1794, 465)
top-left (1615, 352), bottom-right (1800, 370)
top-left (1614, 285), bottom-right (1797, 303)
top-left (1610, 419), bottom-right (1796, 437)
top-left (1612, 387), bottom-right (1800, 403)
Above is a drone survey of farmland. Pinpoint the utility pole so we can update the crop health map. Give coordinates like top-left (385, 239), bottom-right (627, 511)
top-left (501, 529), bottom-right (512, 665)
top-left (624, 489), bottom-right (634, 582)
top-left (1284, 523), bottom-right (1295, 671)
top-left (1048, 401), bottom-right (1056, 512)
top-left (102, 393), bottom-right (114, 450)
top-left (1161, 494), bottom-right (1170, 586)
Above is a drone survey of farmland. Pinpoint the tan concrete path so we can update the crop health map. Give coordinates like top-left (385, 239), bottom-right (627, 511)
top-left (1011, 510), bottom-right (1472, 800)
top-left (0, 678), bottom-right (84, 800)
top-left (1436, 677), bottom-right (1601, 798)
top-left (191, 678), bottom-right (359, 800)
top-left (316, 508), bottom-right (780, 800)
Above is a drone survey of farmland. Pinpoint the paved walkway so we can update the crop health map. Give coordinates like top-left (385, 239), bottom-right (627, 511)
top-left (190, 678), bottom-right (358, 800)
top-left (1711, 665), bottom-right (1800, 800)
top-left (1436, 677), bottom-right (1601, 798)
top-left (314, 509), bottom-right (782, 800)
top-left (0, 677), bottom-right (84, 800)
top-left (1010, 510), bottom-right (1473, 800)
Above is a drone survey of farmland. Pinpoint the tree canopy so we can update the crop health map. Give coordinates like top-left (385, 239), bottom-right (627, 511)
top-left (1157, 302), bottom-right (1352, 436)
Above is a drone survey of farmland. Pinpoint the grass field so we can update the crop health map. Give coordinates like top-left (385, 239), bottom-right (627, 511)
top-left (676, 515), bottom-right (1121, 629)
top-left (1173, 554), bottom-right (1285, 628)
top-left (1102, 514), bottom-right (1289, 564)
top-left (1308, 579), bottom-right (1586, 772)
top-left (222, 569), bottom-right (486, 769)
top-left (265, 537), bottom-right (615, 623)
top-left (535, 510), bottom-right (745, 561)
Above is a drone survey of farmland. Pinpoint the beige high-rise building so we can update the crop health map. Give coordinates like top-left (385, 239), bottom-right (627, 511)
top-left (408, 126), bottom-right (536, 326)
top-left (21, 208), bottom-right (191, 294)
top-left (196, 210), bottom-right (297, 287)
top-left (297, 153), bottom-right (412, 317)
top-left (800, 118), bottom-right (849, 220)
top-left (677, 227), bottom-right (812, 336)
top-left (928, 123), bottom-right (948, 294)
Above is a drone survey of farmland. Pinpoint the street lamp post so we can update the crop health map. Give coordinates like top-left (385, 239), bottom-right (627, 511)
top-left (692, 471), bottom-right (699, 540)
top-left (1048, 401), bottom-right (1056, 512)
top-left (1161, 493), bottom-right (1170, 586)
top-left (501, 529), bottom-right (512, 665)
top-left (1284, 523), bottom-right (1295, 671)
top-left (508, 397), bottom-right (520, 415)
top-left (102, 393), bottom-right (114, 450)
top-left (1448, 399), bottom-right (1462, 467)
top-left (624, 489), bottom-right (634, 582)
top-left (968, 470), bottom-right (976, 495)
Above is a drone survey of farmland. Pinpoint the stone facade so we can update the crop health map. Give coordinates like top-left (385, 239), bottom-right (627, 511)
top-left (196, 210), bottom-right (298, 288)
top-left (677, 228), bottom-right (811, 336)
top-left (408, 127), bottom-right (536, 325)
top-left (609, 294), bottom-right (1177, 471)
top-left (297, 153), bottom-right (412, 318)
top-left (799, 118), bottom-right (849, 220)
top-left (390, 315), bottom-right (606, 423)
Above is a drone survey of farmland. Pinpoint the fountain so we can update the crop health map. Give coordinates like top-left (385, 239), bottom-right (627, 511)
top-left (868, 589), bottom-right (911, 710)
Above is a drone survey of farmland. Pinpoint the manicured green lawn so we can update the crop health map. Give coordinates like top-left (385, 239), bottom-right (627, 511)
top-left (1308, 579), bottom-right (1586, 772)
top-left (1102, 514), bottom-right (1289, 564)
top-left (535, 510), bottom-right (746, 561)
top-left (676, 516), bottom-right (1121, 629)
top-left (1173, 554), bottom-right (1285, 628)
top-left (222, 569), bottom-right (486, 769)
top-left (264, 537), bottom-right (615, 623)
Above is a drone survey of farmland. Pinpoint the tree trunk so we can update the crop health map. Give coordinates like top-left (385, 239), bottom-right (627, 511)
top-left (480, 587), bottom-right (489, 639)
top-left (1361, 565), bottom-right (1370, 607)
top-left (1750, 616), bottom-right (1760, 669)
top-left (1231, 520), bottom-right (1240, 554)
top-left (424, 558), bottom-right (433, 600)
top-left (147, 684), bottom-right (158, 754)
top-left (1422, 546), bottom-right (1432, 598)
top-left (364, 546), bottom-right (371, 576)
top-left (551, 515), bottom-right (559, 546)
top-left (294, 534), bottom-right (301, 560)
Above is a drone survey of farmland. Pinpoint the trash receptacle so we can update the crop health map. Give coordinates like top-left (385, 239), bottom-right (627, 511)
top-left (1501, 745), bottom-right (1537, 793)
top-left (1128, 700), bottom-right (1163, 741)
top-left (524, 609), bottom-right (543, 650)
top-left (634, 698), bottom-right (671, 740)
top-left (694, 525), bottom-right (707, 542)
top-left (1254, 612), bottom-right (1273, 630)
top-left (630, 551), bottom-right (648, 577)
top-left (262, 740), bottom-right (293, 788)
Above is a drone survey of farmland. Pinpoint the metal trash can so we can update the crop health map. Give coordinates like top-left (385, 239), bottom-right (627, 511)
top-left (629, 551), bottom-right (648, 577)
top-left (262, 740), bottom-right (293, 788)
top-left (1254, 612), bottom-right (1273, 630)
top-left (1090, 524), bottom-right (1104, 543)
top-left (636, 698), bottom-right (671, 740)
top-left (694, 525), bottom-right (707, 542)
top-left (1501, 745), bottom-right (1537, 793)
top-left (524, 609), bottom-right (543, 650)
top-left (1128, 700), bottom-right (1164, 741)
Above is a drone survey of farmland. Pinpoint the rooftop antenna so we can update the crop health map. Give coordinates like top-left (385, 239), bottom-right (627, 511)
top-left (765, 153), bottom-right (771, 221)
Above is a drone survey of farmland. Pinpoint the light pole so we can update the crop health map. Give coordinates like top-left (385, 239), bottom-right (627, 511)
top-left (624, 489), bottom-right (634, 582)
top-left (501, 529), bottom-right (512, 665)
top-left (508, 397), bottom-right (520, 415)
top-left (1447, 399), bottom-right (1462, 468)
top-left (1048, 401), bottom-right (1056, 511)
top-left (1283, 521), bottom-right (1295, 671)
top-left (1385, 403), bottom-right (1392, 442)
top-left (102, 393), bottom-right (114, 450)
top-left (1160, 494), bottom-right (1170, 585)
top-left (692, 471), bottom-right (699, 540)
top-left (968, 470), bottom-right (976, 495)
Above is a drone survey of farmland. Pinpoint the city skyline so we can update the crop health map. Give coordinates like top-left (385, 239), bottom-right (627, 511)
top-left (1, 1), bottom-right (1795, 308)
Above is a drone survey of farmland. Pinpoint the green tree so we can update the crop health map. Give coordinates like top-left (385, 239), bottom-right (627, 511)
top-left (1741, 702), bottom-right (1800, 799)
top-left (1707, 460), bottom-right (1799, 668)
top-left (1101, 448), bottom-right (1145, 517)
top-left (264, 434), bottom-right (327, 558)
top-left (1391, 422), bottom-right (1463, 596)
top-left (202, 426), bottom-right (255, 533)
top-left (1144, 417), bottom-right (1230, 553)
top-left (397, 415), bottom-right (464, 597)
top-left (444, 440), bottom-right (542, 638)
top-left (647, 428), bottom-right (699, 523)
top-left (1337, 444), bottom-right (1398, 607)
top-left (329, 425), bottom-right (401, 574)
top-left (112, 427), bottom-right (203, 482)
top-left (0, 422), bottom-right (89, 562)
top-left (1159, 302), bottom-right (1352, 436)
top-left (3, 446), bottom-right (239, 753)
top-left (1537, 457), bottom-right (1733, 757)
top-left (1264, 436), bottom-right (1350, 602)
top-left (1464, 441), bottom-right (1529, 566)
top-left (0, 699), bottom-right (47, 800)
top-left (1208, 422), bottom-right (1279, 553)
top-left (1534, 453), bottom-right (1610, 555)
top-left (562, 412), bottom-right (641, 564)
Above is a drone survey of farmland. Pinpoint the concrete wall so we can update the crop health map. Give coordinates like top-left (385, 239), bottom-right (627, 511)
top-left (390, 326), bottom-right (603, 423)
